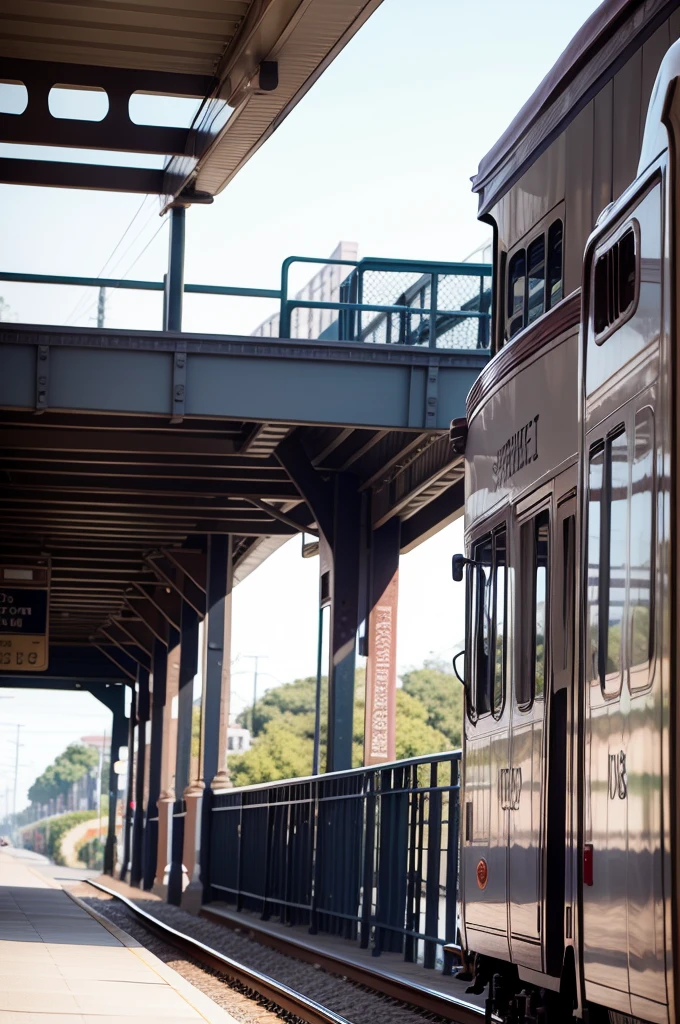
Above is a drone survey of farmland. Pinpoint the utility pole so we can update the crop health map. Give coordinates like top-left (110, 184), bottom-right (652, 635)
top-left (13, 724), bottom-right (22, 824)
top-left (97, 286), bottom-right (106, 328)
top-left (243, 655), bottom-right (266, 738)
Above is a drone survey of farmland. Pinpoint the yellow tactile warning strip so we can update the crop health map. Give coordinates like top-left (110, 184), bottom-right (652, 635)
top-left (0, 848), bottom-right (240, 1024)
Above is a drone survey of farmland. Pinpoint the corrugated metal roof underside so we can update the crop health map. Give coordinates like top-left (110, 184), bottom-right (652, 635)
top-left (0, 0), bottom-right (251, 75)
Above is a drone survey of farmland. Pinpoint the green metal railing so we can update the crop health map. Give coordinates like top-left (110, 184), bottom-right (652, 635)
top-left (279, 255), bottom-right (492, 349)
top-left (0, 253), bottom-right (492, 349)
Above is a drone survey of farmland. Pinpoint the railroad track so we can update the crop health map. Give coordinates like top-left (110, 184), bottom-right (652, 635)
top-left (85, 879), bottom-right (482, 1024)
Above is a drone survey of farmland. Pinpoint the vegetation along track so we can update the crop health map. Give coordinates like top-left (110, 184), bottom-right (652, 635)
top-left (83, 880), bottom-right (481, 1024)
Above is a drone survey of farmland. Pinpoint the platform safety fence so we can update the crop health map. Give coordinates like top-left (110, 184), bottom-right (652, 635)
top-left (208, 750), bottom-right (461, 973)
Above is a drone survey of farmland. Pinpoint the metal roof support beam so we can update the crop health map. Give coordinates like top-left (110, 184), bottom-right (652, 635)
top-left (0, 159), bottom-right (164, 194)
top-left (98, 623), bottom-right (151, 672)
top-left (123, 595), bottom-right (169, 646)
top-left (93, 643), bottom-right (137, 682)
top-left (245, 498), bottom-right (317, 537)
top-left (276, 434), bottom-right (333, 540)
top-left (160, 549), bottom-right (207, 593)
top-left (0, 427), bottom-right (238, 457)
top-left (109, 617), bottom-right (155, 656)
top-left (133, 583), bottom-right (182, 632)
top-left (144, 553), bottom-right (205, 617)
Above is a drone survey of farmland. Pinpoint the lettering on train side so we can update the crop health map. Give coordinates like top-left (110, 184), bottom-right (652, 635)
top-left (492, 414), bottom-right (539, 490)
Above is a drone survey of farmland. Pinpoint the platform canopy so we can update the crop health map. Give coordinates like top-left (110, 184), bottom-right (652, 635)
top-left (0, 0), bottom-right (383, 204)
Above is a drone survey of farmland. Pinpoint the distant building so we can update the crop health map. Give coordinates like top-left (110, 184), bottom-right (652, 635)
top-left (251, 241), bottom-right (358, 340)
top-left (227, 727), bottom-right (251, 753)
top-left (464, 239), bottom-right (493, 264)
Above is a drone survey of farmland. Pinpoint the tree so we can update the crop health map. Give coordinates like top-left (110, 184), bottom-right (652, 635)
top-left (400, 658), bottom-right (463, 749)
top-left (228, 663), bottom-right (452, 788)
top-left (28, 743), bottom-right (99, 806)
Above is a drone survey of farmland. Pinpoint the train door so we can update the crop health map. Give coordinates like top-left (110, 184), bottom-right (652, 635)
top-left (545, 485), bottom-right (576, 976)
top-left (583, 397), bottom-right (665, 1017)
top-left (581, 174), bottom-right (666, 1020)
top-left (461, 518), bottom-right (511, 957)
top-left (507, 494), bottom-right (550, 966)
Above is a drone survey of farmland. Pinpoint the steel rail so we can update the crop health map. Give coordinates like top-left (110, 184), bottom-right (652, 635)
top-left (85, 879), bottom-right (483, 1024)
top-left (86, 879), bottom-right (350, 1024)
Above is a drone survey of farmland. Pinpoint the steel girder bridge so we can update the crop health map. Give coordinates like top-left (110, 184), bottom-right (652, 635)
top-left (0, 0), bottom-right (490, 906)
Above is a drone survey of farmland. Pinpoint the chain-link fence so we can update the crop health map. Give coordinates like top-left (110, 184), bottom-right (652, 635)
top-left (280, 257), bottom-right (492, 348)
top-left (352, 268), bottom-right (491, 349)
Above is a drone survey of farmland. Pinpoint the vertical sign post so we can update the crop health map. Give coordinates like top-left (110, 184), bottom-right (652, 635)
top-left (0, 560), bottom-right (50, 672)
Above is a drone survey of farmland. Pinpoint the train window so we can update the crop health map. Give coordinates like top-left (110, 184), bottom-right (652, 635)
top-left (604, 429), bottom-right (627, 693)
top-left (470, 535), bottom-right (493, 718)
top-left (505, 217), bottom-right (563, 343)
top-left (629, 408), bottom-right (654, 679)
top-left (507, 250), bottom-right (526, 339)
top-left (517, 508), bottom-right (550, 710)
top-left (467, 529), bottom-right (506, 720)
top-left (527, 236), bottom-right (545, 324)
top-left (547, 219), bottom-right (563, 308)
top-left (593, 226), bottom-right (638, 340)
top-left (588, 427), bottom-right (628, 697)
top-left (587, 446), bottom-right (604, 685)
top-left (493, 528), bottom-right (507, 717)
top-left (534, 512), bottom-right (549, 700)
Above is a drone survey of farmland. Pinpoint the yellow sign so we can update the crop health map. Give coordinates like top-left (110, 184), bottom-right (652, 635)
top-left (0, 562), bottom-right (50, 672)
top-left (0, 635), bottom-right (48, 672)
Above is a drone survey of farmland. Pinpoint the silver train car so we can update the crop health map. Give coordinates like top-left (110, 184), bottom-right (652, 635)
top-left (452, 8), bottom-right (680, 1023)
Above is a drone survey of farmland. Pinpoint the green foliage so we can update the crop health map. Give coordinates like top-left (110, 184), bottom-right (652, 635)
top-left (28, 743), bottom-right (99, 806)
top-left (21, 810), bottom-right (97, 865)
top-left (400, 658), bottom-right (463, 749)
top-left (77, 835), bottom-right (104, 870)
top-left (229, 662), bottom-right (453, 788)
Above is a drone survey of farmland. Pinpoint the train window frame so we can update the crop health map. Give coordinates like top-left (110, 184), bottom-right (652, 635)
top-left (547, 219), bottom-right (563, 310)
top-left (592, 219), bottom-right (640, 346)
top-left (587, 423), bottom-right (628, 700)
top-left (507, 249), bottom-right (526, 340)
top-left (516, 502), bottom-right (551, 713)
top-left (628, 405), bottom-right (655, 693)
top-left (466, 526), bottom-right (507, 723)
top-left (504, 216), bottom-right (564, 344)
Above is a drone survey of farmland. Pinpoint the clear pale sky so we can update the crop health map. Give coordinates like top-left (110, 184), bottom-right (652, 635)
top-left (0, 0), bottom-right (602, 810)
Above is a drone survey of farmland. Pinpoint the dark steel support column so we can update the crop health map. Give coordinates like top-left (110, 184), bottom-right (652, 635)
top-left (327, 475), bottom-right (362, 773)
top-left (168, 599), bottom-right (199, 905)
top-left (104, 686), bottom-right (128, 875)
top-left (155, 626), bottom-right (180, 895)
top-left (164, 206), bottom-right (185, 332)
top-left (312, 605), bottom-right (325, 777)
top-left (143, 639), bottom-right (167, 889)
top-left (276, 435), bottom-right (361, 774)
top-left (200, 534), bottom-right (233, 902)
top-left (130, 666), bottom-right (150, 887)
top-left (119, 682), bottom-right (137, 881)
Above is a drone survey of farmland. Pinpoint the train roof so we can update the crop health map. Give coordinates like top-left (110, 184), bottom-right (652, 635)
top-left (472, 0), bottom-right (677, 216)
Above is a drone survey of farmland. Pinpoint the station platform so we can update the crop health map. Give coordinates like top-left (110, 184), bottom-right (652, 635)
top-left (0, 848), bottom-right (236, 1023)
